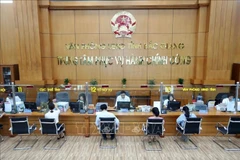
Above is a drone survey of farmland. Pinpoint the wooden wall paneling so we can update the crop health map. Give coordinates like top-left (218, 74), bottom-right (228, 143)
top-left (126, 10), bottom-right (148, 34)
top-left (75, 10), bottom-right (100, 34)
top-left (48, 0), bottom-right (202, 10)
top-left (99, 34), bottom-right (124, 84)
top-left (39, 7), bottom-right (52, 82)
top-left (212, 1), bottom-right (222, 71)
top-left (237, 1), bottom-right (240, 63)
top-left (205, 0), bottom-right (238, 82)
top-left (75, 34), bottom-right (100, 83)
top-left (173, 9), bottom-right (197, 33)
top-left (147, 34), bottom-right (172, 81)
top-left (218, 0), bottom-right (228, 71)
top-left (13, 0), bottom-right (43, 83)
top-left (51, 34), bottom-right (76, 82)
top-left (148, 9), bottom-right (173, 34)
top-left (123, 34), bottom-right (148, 85)
top-left (0, 3), bottom-right (19, 65)
top-left (99, 10), bottom-right (120, 34)
top-left (50, 10), bottom-right (75, 34)
top-left (191, 6), bottom-right (208, 83)
top-left (228, 0), bottom-right (239, 64)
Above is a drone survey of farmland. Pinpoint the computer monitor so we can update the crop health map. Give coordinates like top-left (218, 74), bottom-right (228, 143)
top-left (167, 101), bottom-right (181, 111)
top-left (117, 102), bottom-right (131, 110)
top-left (195, 104), bottom-right (207, 111)
top-left (95, 102), bottom-right (108, 112)
top-left (70, 102), bottom-right (84, 113)
top-left (24, 102), bottom-right (37, 111)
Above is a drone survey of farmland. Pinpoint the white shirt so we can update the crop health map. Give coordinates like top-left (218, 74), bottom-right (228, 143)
top-left (115, 95), bottom-right (130, 106)
top-left (95, 110), bottom-right (120, 129)
top-left (222, 98), bottom-right (231, 105)
top-left (45, 109), bottom-right (60, 123)
top-left (6, 96), bottom-right (21, 105)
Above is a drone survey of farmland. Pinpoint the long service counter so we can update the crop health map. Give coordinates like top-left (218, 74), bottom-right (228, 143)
top-left (0, 108), bottom-right (239, 136)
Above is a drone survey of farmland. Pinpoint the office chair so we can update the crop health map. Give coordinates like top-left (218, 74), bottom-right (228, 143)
top-left (175, 117), bottom-right (202, 150)
top-left (99, 117), bottom-right (117, 149)
top-left (15, 92), bottom-right (26, 102)
top-left (213, 117), bottom-right (240, 151)
top-left (0, 124), bottom-right (3, 142)
top-left (78, 92), bottom-right (93, 104)
top-left (116, 91), bottom-right (130, 97)
top-left (39, 118), bottom-right (66, 150)
top-left (9, 117), bottom-right (38, 150)
top-left (36, 92), bottom-right (49, 106)
top-left (142, 118), bottom-right (164, 151)
top-left (56, 92), bottom-right (70, 102)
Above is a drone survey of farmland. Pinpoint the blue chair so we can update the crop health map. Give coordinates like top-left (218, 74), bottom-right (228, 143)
top-left (36, 92), bottom-right (49, 106)
top-left (56, 92), bottom-right (70, 102)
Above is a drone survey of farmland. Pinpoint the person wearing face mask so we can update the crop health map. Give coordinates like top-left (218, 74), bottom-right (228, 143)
top-left (163, 94), bottom-right (176, 108)
top-left (114, 91), bottom-right (130, 108)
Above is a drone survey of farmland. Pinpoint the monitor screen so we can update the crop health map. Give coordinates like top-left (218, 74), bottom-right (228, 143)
top-left (70, 102), bottom-right (84, 113)
top-left (117, 102), bottom-right (131, 110)
top-left (95, 102), bottom-right (108, 112)
top-left (167, 101), bottom-right (181, 111)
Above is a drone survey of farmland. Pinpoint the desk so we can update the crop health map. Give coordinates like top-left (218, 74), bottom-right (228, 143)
top-left (0, 108), bottom-right (239, 136)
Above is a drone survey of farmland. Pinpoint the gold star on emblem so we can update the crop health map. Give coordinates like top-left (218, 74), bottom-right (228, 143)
top-left (121, 16), bottom-right (127, 23)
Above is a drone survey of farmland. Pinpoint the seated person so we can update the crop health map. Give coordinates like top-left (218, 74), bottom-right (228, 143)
top-left (6, 93), bottom-right (21, 105)
top-left (78, 93), bottom-right (87, 110)
top-left (45, 102), bottom-right (64, 139)
top-left (222, 93), bottom-right (234, 105)
top-left (147, 107), bottom-right (165, 142)
top-left (114, 91), bottom-right (130, 108)
top-left (163, 94), bottom-right (176, 108)
top-left (176, 106), bottom-right (196, 142)
top-left (95, 104), bottom-right (119, 140)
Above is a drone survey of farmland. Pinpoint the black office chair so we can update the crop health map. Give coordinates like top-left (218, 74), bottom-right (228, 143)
top-left (142, 118), bottom-right (164, 151)
top-left (175, 117), bottom-right (202, 150)
top-left (99, 117), bottom-right (117, 149)
top-left (39, 118), bottom-right (66, 150)
top-left (0, 124), bottom-right (3, 142)
top-left (9, 117), bottom-right (38, 150)
top-left (213, 117), bottom-right (240, 151)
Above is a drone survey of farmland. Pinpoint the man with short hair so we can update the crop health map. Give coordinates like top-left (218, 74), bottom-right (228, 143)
top-left (114, 90), bottom-right (130, 107)
top-left (95, 104), bottom-right (119, 140)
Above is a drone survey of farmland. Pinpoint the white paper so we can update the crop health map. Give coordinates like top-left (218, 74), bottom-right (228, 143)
top-left (153, 101), bottom-right (161, 114)
top-left (4, 102), bottom-right (12, 112)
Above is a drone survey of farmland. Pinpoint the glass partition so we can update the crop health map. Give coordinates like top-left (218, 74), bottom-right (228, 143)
top-left (0, 82), bottom-right (239, 113)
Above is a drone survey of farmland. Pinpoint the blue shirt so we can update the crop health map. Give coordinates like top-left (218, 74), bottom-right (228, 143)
top-left (176, 113), bottom-right (197, 127)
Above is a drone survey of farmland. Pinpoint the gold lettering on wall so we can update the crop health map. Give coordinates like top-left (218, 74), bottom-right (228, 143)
top-left (65, 42), bottom-right (185, 50)
top-left (57, 54), bottom-right (191, 67)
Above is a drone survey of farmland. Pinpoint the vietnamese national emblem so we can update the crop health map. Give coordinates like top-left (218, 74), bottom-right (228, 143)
top-left (111, 11), bottom-right (136, 38)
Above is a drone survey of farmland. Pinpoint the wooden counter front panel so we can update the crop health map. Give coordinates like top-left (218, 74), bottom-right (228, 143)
top-left (0, 109), bottom-right (237, 136)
